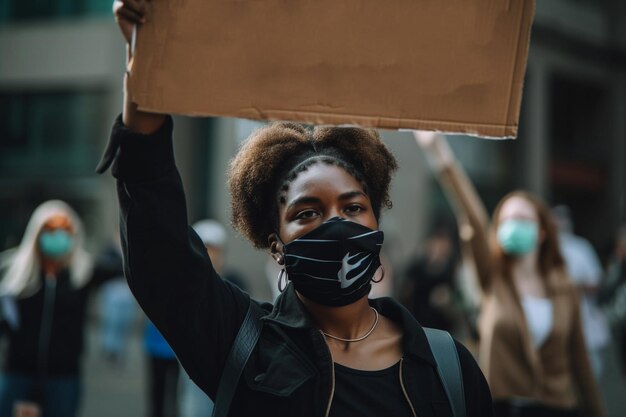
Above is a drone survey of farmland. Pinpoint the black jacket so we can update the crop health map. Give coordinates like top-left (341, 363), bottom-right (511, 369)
top-left (100, 115), bottom-right (493, 417)
top-left (0, 258), bottom-right (121, 377)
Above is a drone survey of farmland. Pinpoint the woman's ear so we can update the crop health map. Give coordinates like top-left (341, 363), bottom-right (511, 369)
top-left (268, 233), bottom-right (285, 265)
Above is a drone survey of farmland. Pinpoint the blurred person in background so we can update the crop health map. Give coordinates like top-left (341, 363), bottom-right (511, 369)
top-left (189, 220), bottom-right (247, 293)
top-left (599, 226), bottom-right (626, 373)
top-left (0, 200), bottom-right (110, 417)
top-left (400, 222), bottom-right (460, 333)
top-left (178, 219), bottom-right (248, 417)
top-left (416, 133), bottom-right (606, 417)
top-left (98, 238), bottom-right (137, 368)
top-left (144, 318), bottom-right (179, 417)
top-left (552, 205), bottom-right (609, 378)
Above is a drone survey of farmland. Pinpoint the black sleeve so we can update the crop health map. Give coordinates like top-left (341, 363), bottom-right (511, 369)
top-left (104, 115), bottom-right (250, 399)
top-left (455, 341), bottom-right (494, 417)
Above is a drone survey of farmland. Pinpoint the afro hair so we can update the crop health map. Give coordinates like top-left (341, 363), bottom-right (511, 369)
top-left (228, 122), bottom-right (398, 248)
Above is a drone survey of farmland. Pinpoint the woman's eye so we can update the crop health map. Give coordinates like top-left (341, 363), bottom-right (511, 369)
top-left (345, 205), bottom-right (363, 215)
top-left (295, 210), bottom-right (318, 220)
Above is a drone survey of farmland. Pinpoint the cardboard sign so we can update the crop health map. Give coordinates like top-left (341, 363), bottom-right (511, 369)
top-left (129, 0), bottom-right (534, 138)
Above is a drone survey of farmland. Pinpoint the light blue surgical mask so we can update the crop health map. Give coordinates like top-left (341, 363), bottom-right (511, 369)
top-left (38, 230), bottom-right (74, 259)
top-left (497, 219), bottom-right (539, 256)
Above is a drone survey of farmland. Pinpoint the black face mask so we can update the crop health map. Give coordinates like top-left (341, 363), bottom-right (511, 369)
top-left (282, 217), bottom-right (384, 307)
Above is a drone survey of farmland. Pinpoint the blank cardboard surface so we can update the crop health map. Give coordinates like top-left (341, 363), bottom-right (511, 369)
top-left (129, 0), bottom-right (534, 138)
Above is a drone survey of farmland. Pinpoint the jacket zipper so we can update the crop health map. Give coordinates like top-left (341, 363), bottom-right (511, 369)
top-left (399, 358), bottom-right (418, 417)
top-left (320, 330), bottom-right (336, 417)
top-left (38, 274), bottom-right (57, 375)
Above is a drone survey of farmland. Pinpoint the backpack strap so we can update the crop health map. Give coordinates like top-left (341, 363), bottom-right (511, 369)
top-left (211, 300), bottom-right (263, 417)
top-left (423, 328), bottom-right (466, 417)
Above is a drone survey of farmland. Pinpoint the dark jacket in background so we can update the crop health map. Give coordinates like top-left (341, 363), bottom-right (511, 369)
top-left (0, 261), bottom-right (120, 377)
top-left (403, 255), bottom-right (457, 331)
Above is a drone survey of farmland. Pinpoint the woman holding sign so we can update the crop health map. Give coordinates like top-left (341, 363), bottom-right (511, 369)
top-left (99, 2), bottom-right (494, 417)
top-left (415, 132), bottom-right (606, 417)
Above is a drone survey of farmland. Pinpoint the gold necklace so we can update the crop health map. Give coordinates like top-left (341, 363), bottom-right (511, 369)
top-left (322, 307), bottom-right (379, 343)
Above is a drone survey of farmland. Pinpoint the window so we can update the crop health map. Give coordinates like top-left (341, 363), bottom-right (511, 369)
top-left (0, 90), bottom-right (105, 177)
top-left (0, 0), bottom-right (111, 22)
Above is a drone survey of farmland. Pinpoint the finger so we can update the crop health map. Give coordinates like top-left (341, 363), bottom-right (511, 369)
top-left (122, 0), bottom-right (148, 16)
top-left (117, 6), bottom-right (145, 24)
top-left (413, 130), bottom-right (438, 146)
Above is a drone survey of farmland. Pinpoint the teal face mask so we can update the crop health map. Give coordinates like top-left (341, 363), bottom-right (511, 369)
top-left (38, 230), bottom-right (74, 259)
top-left (497, 219), bottom-right (539, 256)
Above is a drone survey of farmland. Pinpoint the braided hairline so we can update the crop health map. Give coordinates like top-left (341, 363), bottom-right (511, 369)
top-left (277, 154), bottom-right (369, 205)
top-left (269, 154), bottom-right (372, 234)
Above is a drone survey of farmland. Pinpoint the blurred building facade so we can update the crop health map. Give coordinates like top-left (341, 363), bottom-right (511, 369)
top-left (424, 0), bottom-right (626, 263)
top-left (0, 0), bottom-right (625, 301)
top-left (519, 0), bottom-right (626, 257)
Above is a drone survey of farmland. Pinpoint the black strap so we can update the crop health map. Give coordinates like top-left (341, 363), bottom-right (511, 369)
top-left (424, 328), bottom-right (466, 417)
top-left (211, 300), bottom-right (263, 417)
top-left (212, 307), bottom-right (464, 417)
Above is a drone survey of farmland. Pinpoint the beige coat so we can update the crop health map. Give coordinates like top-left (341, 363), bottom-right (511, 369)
top-left (437, 164), bottom-right (605, 417)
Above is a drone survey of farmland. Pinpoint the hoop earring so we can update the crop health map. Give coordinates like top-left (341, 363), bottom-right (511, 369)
top-left (278, 269), bottom-right (287, 292)
top-left (271, 252), bottom-right (284, 266)
top-left (371, 265), bottom-right (384, 283)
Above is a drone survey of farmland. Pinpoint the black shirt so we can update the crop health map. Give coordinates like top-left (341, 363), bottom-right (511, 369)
top-left (329, 361), bottom-right (414, 417)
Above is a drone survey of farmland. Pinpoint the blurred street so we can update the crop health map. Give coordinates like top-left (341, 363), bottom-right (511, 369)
top-left (82, 319), bottom-right (144, 417)
top-left (598, 342), bottom-right (626, 417)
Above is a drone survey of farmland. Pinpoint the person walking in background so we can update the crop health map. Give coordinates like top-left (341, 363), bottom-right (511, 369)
top-left (400, 223), bottom-right (460, 332)
top-left (415, 132), bottom-right (606, 417)
top-left (599, 226), bottom-right (626, 373)
top-left (552, 205), bottom-right (610, 378)
top-left (0, 200), bottom-right (110, 417)
top-left (190, 220), bottom-right (247, 293)
top-left (98, 240), bottom-right (137, 368)
top-left (144, 319), bottom-right (179, 417)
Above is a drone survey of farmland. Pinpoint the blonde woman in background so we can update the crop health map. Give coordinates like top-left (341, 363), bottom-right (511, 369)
top-left (415, 133), bottom-right (606, 417)
top-left (0, 200), bottom-right (108, 417)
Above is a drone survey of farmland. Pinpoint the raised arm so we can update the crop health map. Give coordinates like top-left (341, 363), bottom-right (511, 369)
top-left (96, 1), bottom-right (252, 399)
top-left (414, 132), bottom-right (493, 292)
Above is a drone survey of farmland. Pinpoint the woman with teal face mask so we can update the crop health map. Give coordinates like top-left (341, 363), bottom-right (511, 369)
top-left (496, 218), bottom-right (539, 256)
top-left (416, 132), bottom-right (606, 417)
top-left (38, 228), bottom-right (75, 260)
top-left (0, 200), bottom-right (99, 417)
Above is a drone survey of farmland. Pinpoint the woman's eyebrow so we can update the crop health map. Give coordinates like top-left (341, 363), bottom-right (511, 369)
top-left (338, 191), bottom-right (368, 201)
top-left (286, 196), bottom-right (321, 211)
top-left (286, 191), bottom-right (367, 210)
